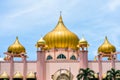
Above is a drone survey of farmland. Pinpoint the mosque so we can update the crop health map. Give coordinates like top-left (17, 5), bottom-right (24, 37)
top-left (0, 14), bottom-right (120, 80)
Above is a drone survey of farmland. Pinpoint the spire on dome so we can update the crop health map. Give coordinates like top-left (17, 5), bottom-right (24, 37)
top-left (58, 11), bottom-right (63, 23)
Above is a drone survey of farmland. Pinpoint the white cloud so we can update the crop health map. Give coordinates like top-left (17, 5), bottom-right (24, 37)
top-left (8, 7), bottom-right (37, 18)
top-left (107, 0), bottom-right (120, 11)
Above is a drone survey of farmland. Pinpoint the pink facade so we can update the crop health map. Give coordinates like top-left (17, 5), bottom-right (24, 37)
top-left (0, 49), bottom-right (120, 80)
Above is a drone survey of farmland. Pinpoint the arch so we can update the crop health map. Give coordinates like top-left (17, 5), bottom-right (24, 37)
top-left (52, 69), bottom-right (73, 80)
top-left (70, 55), bottom-right (76, 60)
top-left (57, 74), bottom-right (69, 80)
top-left (47, 55), bottom-right (53, 60)
top-left (57, 54), bottom-right (66, 59)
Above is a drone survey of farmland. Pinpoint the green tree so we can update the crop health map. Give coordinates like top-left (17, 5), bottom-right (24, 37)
top-left (105, 68), bottom-right (120, 80)
top-left (77, 68), bottom-right (95, 80)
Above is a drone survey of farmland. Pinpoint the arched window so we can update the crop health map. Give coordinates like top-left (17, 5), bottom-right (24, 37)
top-left (57, 54), bottom-right (66, 59)
top-left (47, 55), bottom-right (53, 60)
top-left (70, 55), bottom-right (76, 60)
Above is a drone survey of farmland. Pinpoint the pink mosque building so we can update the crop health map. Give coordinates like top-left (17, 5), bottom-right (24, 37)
top-left (0, 15), bottom-right (120, 80)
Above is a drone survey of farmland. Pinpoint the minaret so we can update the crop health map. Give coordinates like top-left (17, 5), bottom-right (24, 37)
top-left (4, 37), bottom-right (26, 80)
top-left (98, 36), bottom-right (116, 80)
top-left (36, 37), bottom-right (46, 80)
top-left (78, 36), bottom-right (89, 69)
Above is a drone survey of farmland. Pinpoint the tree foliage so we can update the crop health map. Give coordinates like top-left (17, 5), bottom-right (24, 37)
top-left (105, 68), bottom-right (120, 80)
top-left (77, 68), bottom-right (95, 80)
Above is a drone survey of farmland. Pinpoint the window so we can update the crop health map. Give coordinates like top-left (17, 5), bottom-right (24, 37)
top-left (70, 55), bottom-right (76, 60)
top-left (57, 54), bottom-right (66, 59)
top-left (47, 55), bottom-right (53, 60)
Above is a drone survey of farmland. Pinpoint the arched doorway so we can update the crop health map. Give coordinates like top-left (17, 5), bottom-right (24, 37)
top-left (52, 69), bottom-right (73, 80)
top-left (57, 74), bottom-right (69, 80)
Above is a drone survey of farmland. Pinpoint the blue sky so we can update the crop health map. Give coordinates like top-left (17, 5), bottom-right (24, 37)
top-left (0, 0), bottom-right (120, 60)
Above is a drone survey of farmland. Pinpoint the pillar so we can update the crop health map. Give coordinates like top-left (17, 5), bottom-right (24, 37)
top-left (67, 48), bottom-right (69, 60)
top-left (54, 48), bottom-right (56, 60)
top-left (22, 56), bottom-right (27, 80)
top-left (79, 48), bottom-right (88, 69)
top-left (10, 56), bottom-right (14, 80)
top-left (98, 55), bottom-right (102, 80)
top-left (111, 54), bottom-right (115, 69)
top-left (37, 50), bottom-right (46, 80)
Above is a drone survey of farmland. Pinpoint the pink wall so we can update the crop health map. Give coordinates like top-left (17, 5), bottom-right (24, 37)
top-left (1, 60), bottom-right (120, 80)
top-left (14, 62), bottom-right (23, 74)
top-left (88, 61), bottom-right (99, 73)
top-left (27, 62), bottom-right (36, 73)
top-left (0, 61), bottom-right (36, 76)
top-left (0, 62), bottom-right (10, 75)
top-left (46, 61), bottom-right (79, 80)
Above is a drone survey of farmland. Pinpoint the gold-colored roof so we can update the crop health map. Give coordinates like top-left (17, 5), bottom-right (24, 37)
top-left (98, 36), bottom-right (116, 53)
top-left (44, 15), bottom-right (79, 49)
top-left (102, 73), bottom-right (106, 79)
top-left (7, 37), bottom-right (26, 54)
top-left (78, 36), bottom-right (89, 47)
top-left (13, 72), bottom-right (23, 78)
top-left (0, 72), bottom-right (9, 78)
top-left (94, 73), bottom-right (98, 78)
top-left (36, 37), bottom-right (46, 47)
top-left (27, 72), bottom-right (35, 78)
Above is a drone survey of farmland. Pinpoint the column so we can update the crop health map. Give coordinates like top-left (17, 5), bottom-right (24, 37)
top-left (10, 56), bottom-right (14, 80)
top-left (98, 55), bottom-right (102, 80)
top-left (37, 51), bottom-right (46, 80)
top-left (111, 55), bottom-right (115, 69)
top-left (79, 50), bottom-right (88, 69)
top-left (22, 56), bottom-right (27, 80)
top-left (54, 48), bottom-right (56, 60)
top-left (67, 49), bottom-right (69, 60)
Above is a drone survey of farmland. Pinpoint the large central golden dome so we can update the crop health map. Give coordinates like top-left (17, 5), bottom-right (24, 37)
top-left (44, 15), bottom-right (79, 49)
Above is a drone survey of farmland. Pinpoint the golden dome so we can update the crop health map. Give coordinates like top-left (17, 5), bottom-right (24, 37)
top-left (7, 37), bottom-right (26, 54)
top-left (78, 36), bottom-right (89, 48)
top-left (94, 73), bottom-right (98, 78)
top-left (98, 36), bottom-right (116, 53)
top-left (27, 72), bottom-right (35, 78)
top-left (36, 37), bottom-right (46, 47)
top-left (44, 15), bottom-right (79, 49)
top-left (14, 72), bottom-right (23, 78)
top-left (102, 73), bottom-right (106, 79)
top-left (0, 72), bottom-right (9, 78)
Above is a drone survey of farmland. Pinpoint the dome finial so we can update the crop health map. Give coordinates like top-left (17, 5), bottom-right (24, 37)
top-left (105, 36), bottom-right (108, 40)
top-left (104, 36), bottom-right (110, 44)
top-left (16, 36), bottom-right (18, 39)
top-left (59, 11), bottom-right (63, 23)
top-left (60, 11), bottom-right (62, 16)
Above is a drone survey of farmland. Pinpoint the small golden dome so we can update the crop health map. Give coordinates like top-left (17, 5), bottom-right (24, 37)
top-left (44, 15), bottom-right (79, 49)
top-left (94, 73), bottom-right (98, 78)
top-left (7, 37), bottom-right (26, 54)
top-left (78, 36), bottom-right (89, 47)
top-left (98, 36), bottom-right (116, 53)
top-left (102, 73), bottom-right (106, 79)
top-left (27, 72), bottom-right (35, 78)
top-left (14, 72), bottom-right (23, 78)
top-left (0, 72), bottom-right (9, 78)
top-left (36, 37), bottom-right (46, 47)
